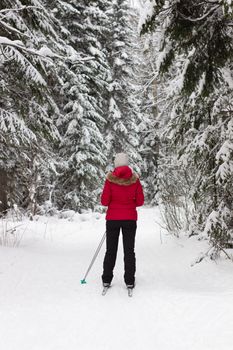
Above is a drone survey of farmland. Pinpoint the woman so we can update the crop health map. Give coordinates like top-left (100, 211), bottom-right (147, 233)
top-left (101, 153), bottom-right (144, 289)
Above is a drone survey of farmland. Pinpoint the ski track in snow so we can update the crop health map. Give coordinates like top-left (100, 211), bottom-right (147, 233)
top-left (0, 207), bottom-right (233, 350)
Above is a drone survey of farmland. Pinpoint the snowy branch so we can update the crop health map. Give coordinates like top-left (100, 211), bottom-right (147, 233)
top-left (0, 6), bottom-right (41, 14)
top-left (0, 20), bottom-right (29, 37)
top-left (0, 36), bottom-right (62, 62)
top-left (178, 5), bottom-right (220, 22)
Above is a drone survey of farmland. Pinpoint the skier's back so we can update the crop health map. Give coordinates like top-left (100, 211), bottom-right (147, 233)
top-left (101, 152), bottom-right (144, 289)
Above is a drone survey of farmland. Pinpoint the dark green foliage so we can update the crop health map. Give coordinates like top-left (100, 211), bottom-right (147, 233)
top-left (0, 0), bottom-right (64, 213)
top-left (103, 0), bottom-right (143, 171)
top-left (143, 0), bottom-right (233, 96)
top-left (1, 0), bottom-right (148, 213)
top-left (141, 0), bottom-right (233, 252)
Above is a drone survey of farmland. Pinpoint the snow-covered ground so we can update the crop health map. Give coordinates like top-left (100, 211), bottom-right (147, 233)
top-left (0, 207), bottom-right (233, 350)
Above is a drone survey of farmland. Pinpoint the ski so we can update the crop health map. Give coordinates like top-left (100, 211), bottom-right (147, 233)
top-left (102, 285), bottom-right (110, 296)
top-left (127, 287), bottom-right (133, 297)
top-left (102, 285), bottom-right (134, 297)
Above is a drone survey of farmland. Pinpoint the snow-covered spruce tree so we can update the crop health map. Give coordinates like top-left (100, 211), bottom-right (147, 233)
top-left (0, 0), bottom-right (68, 215)
top-left (46, 0), bottom-right (112, 211)
top-left (141, 0), bottom-right (233, 251)
top-left (104, 0), bottom-right (142, 172)
top-left (133, 29), bottom-right (160, 204)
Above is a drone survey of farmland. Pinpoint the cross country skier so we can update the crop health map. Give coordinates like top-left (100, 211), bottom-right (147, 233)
top-left (101, 153), bottom-right (144, 295)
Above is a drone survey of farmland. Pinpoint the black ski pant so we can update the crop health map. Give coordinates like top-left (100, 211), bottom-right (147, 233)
top-left (102, 220), bottom-right (137, 286)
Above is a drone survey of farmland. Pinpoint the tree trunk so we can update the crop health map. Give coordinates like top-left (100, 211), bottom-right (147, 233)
top-left (0, 169), bottom-right (8, 213)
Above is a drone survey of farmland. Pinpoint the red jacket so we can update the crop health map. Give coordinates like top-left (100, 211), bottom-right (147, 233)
top-left (101, 166), bottom-right (144, 220)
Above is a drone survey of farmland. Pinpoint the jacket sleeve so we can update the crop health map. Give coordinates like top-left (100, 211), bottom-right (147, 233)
top-left (101, 180), bottom-right (111, 206)
top-left (135, 179), bottom-right (144, 207)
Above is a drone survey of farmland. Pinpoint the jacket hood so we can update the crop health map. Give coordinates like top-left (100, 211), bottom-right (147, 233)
top-left (107, 166), bottom-right (138, 186)
top-left (113, 166), bottom-right (132, 179)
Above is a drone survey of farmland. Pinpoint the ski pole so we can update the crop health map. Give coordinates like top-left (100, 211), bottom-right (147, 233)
top-left (81, 231), bottom-right (106, 284)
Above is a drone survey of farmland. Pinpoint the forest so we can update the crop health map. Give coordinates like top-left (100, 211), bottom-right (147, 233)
top-left (1, 1), bottom-right (233, 350)
top-left (1, 0), bottom-right (232, 253)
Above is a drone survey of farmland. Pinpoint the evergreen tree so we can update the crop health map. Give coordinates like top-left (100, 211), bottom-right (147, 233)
top-left (0, 0), bottom-right (66, 214)
top-left (47, 0), bottom-right (112, 211)
top-left (134, 32), bottom-right (160, 204)
top-left (104, 0), bottom-right (142, 172)
top-left (0, 0), bottom-right (154, 214)
top-left (141, 0), bottom-right (233, 251)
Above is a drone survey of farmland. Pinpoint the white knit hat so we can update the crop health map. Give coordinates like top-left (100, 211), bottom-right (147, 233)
top-left (114, 153), bottom-right (129, 168)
